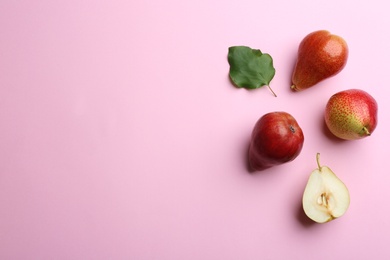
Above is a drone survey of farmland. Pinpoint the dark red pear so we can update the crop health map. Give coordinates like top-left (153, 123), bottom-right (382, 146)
top-left (291, 30), bottom-right (348, 91)
top-left (248, 112), bottom-right (304, 171)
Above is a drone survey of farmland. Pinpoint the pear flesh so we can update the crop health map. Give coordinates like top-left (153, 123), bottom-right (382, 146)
top-left (302, 153), bottom-right (350, 223)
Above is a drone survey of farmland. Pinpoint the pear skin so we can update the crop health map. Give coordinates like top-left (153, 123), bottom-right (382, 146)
top-left (291, 30), bottom-right (348, 91)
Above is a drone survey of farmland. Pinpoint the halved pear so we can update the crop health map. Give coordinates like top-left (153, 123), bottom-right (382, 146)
top-left (302, 153), bottom-right (350, 223)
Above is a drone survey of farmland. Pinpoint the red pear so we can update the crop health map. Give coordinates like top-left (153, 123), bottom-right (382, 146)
top-left (325, 89), bottom-right (378, 140)
top-left (248, 112), bottom-right (304, 171)
top-left (291, 30), bottom-right (348, 91)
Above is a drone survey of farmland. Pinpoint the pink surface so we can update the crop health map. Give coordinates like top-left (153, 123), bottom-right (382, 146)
top-left (1, 0), bottom-right (389, 259)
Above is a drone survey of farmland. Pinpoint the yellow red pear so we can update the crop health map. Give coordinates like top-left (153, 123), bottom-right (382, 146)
top-left (325, 89), bottom-right (378, 140)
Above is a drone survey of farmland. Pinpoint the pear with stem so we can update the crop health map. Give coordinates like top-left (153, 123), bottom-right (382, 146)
top-left (302, 153), bottom-right (350, 223)
top-left (291, 30), bottom-right (348, 91)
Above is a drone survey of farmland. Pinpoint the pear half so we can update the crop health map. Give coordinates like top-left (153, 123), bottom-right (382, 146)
top-left (302, 153), bottom-right (350, 223)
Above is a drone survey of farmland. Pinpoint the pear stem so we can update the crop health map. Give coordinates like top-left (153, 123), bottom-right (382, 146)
top-left (363, 126), bottom-right (371, 136)
top-left (267, 85), bottom-right (277, 97)
top-left (316, 153), bottom-right (321, 170)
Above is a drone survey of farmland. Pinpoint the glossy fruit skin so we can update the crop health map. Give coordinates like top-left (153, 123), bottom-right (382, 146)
top-left (291, 30), bottom-right (348, 91)
top-left (248, 112), bottom-right (304, 171)
top-left (325, 89), bottom-right (378, 140)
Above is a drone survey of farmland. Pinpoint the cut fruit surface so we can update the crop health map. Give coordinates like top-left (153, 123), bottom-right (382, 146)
top-left (302, 153), bottom-right (350, 223)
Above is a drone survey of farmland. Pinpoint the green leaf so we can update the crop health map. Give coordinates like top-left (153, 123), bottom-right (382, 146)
top-left (228, 46), bottom-right (275, 90)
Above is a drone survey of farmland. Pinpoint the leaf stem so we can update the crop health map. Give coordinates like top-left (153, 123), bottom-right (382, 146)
top-left (267, 85), bottom-right (277, 97)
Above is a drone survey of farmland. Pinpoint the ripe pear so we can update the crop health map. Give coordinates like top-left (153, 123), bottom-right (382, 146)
top-left (291, 30), bottom-right (348, 91)
top-left (302, 153), bottom-right (350, 223)
top-left (325, 89), bottom-right (378, 140)
top-left (248, 112), bottom-right (304, 171)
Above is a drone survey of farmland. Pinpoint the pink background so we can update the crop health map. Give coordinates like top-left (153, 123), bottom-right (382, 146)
top-left (1, 0), bottom-right (389, 259)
